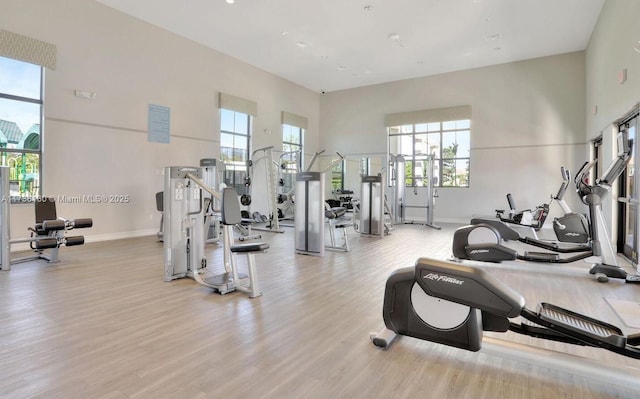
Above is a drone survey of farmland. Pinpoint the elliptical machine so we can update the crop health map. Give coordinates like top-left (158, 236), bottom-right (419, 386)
top-left (453, 131), bottom-right (640, 283)
top-left (551, 166), bottom-right (590, 243)
top-left (371, 257), bottom-right (640, 388)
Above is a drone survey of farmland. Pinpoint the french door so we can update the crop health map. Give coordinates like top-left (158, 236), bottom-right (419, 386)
top-left (618, 111), bottom-right (639, 266)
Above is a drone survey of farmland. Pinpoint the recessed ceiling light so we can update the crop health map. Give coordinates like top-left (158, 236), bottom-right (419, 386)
top-left (337, 65), bottom-right (347, 71)
top-left (364, 5), bottom-right (373, 11)
top-left (281, 31), bottom-right (289, 36)
top-left (225, 0), bottom-right (234, 4)
top-left (296, 41), bottom-right (308, 48)
top-left (388, 33), bottom-right (400, 41)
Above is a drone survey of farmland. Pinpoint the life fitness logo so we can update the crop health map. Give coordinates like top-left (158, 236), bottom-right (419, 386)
top-left (423, 272), bottom-right (464, 286)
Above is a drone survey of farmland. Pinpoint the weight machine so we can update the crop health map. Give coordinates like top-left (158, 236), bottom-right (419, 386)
top-left (163, 166), bottom-right (269, 297)
top-left (359, 175), bottom-right (386, 236)
top-left (0, 167), bottom-right (93, 271)
top-left (200, 158), bottom-right (225, 243)
top-left (245, 146), bottom-right (284, 234)
top-left (276, 149), bottom-right (301, 222)
top-left (388, 154), bottom-right (440, 229)
top-left (294, 151), bottom-right (345, 256)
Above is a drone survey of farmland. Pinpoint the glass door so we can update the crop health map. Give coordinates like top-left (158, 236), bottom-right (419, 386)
top-left (618, 113), bottom-right (639, 266)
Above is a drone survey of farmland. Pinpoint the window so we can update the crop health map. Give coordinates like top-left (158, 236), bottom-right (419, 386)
top-left (0, 56), bottom-right (43, 199)
top-left (220, 108), bottom-right (251, 195)
top-left (330, 160), bottom-right (344, 192)
top-left (388, 119), bottom-right (470, 187)
top-left (281, 123), bottom-right (303, 193)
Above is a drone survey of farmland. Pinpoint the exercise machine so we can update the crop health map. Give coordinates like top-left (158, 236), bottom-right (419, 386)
top-left (324, 204), bottom-right (352, 252)
top-left (495, 166), bottom-right (588, 243)
top-left (294, 151), bottom-right (345, 256)
top-left (163, 166), bottom-right (269, 297)
top-left (245, 146), bottom-right (284, 234)
top-left (200, 158), bottom-right (225, 243)
top-left (371, 257), bottom-right (640, 389)
top-left (155, 158), bottom-right (225, 244)
top-left (295, 170), bottom-right (325, 256)
top-left (453, 131), bottom-right (640, 283)
top-left (495, 194), bottom-right (549, 231)
top-left (11, 197), bottom-right (92, 265)
top-left (359, 175), bottom-right (386, 236)
top-left (276, 149), bottom-right (301, 222)
top-left (155, 191), bottom-right (164, 241)
top-left (550, 166), bottom-right (589, 243)
top-left (0, 167), bottom-right (93, 270)
top-left (388, 154), bottom-right (440, 229)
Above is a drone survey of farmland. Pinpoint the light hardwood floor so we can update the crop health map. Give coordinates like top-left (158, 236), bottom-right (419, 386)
top-left (1, 223), bottom-right (639, 399)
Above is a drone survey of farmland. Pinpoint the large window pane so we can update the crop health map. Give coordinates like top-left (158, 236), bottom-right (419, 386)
top-left (427, 133), bottom-right (440, 158)
top-left (220, 109), bottom-right (234, 132)
top-left (388, 118), bottom-right (470, 188)
top-left (234, 112), bottom-right (248, 135)
top-left (456, 130), bottom-right (470, 158)
top-left (0, 98), bottom-right (40, 149)
top-left (0, 152), bottom-right (39, 197)
top-left (427, 122), bottom-right (440, 132)
top-left (0, 56), bottom-right (42, 200)
top-left (414, 134), bottom-right (428, 155)
top-left (442, 121), bottom-right (456, 130)
top-left (0, 57), bottom-right (41, 99)
top-left (282, 124), bottom-right (303, 194)
top-left (456, 159), bottom-right (470, 187)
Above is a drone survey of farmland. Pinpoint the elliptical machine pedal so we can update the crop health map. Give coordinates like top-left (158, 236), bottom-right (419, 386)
top-left (625, 274), bottom-right (640, 284)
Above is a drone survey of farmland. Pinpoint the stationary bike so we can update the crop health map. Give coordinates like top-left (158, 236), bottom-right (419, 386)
top-left (495, 166), bottom-right (588, 243)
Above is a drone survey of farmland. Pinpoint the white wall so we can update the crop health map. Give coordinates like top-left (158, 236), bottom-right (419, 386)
top-left (586, 0), bottom-right (640, 138)
top-left (584, 0), bottom-right (640, 247)
top-left (1, 0), bottom-right (320, 241)
top-left (320, 52), bottom-right (587, 223)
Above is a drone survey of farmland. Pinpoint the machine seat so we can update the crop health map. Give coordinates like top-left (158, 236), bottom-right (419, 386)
top-left (230, 242), bottom-right (270, 253)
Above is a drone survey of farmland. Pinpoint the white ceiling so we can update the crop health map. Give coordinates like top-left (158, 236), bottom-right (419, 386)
top-left (95, 0), bottom-right (605, 93)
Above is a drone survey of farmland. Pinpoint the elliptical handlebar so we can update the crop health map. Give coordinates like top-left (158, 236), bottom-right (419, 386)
top-left (553, 166), bottom-right (572, 200)
top-left (574, 131), bottom-right (632, 198)
top-left (598, 131), bottom-right (633, 187)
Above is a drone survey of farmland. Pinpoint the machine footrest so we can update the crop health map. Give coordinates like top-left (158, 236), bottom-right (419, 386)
top-left (524, 251), bottom-right (560, 261)
top-left (64, 236), bottom-right (85, 246)
top-left (35, 238), bottom-right (58, 249)
top-left (203, 272), bottom-right (248, 295)
top-left (537, 303), bottom-right (626, 348)
top-left (72, 218), bottom-right (93, 229)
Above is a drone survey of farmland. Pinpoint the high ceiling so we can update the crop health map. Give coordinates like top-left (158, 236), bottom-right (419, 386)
top-left (95, 0), bottom-right (605, 93)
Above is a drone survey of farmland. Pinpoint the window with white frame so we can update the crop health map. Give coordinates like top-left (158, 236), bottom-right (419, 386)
top-left (220, 108), bottom-right (251, 195)
top-left (281, 111), bottom-right (307, 193)
top-left (386, 106), bottom-right (471, 188)
top-left (281, 123), bottom-right (303, 193)
top-left (0, 56), bottom-right (43, 199)
top-left (218, 93), bottom-right (257, 196)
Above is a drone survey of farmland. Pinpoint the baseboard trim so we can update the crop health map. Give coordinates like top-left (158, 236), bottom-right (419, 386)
top-left (84, 229), bottom-right (157, 243)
